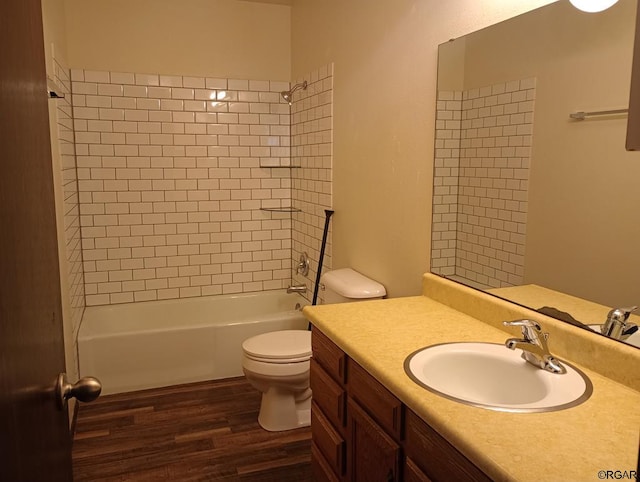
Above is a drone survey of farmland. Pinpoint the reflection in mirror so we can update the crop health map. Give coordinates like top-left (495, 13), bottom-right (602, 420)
top-left (431, 0), bottom-right (639, 348)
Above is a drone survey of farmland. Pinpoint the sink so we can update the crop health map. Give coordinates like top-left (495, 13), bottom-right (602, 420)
top-left (404, 342), bottom-right (592, 413)
top-left (587, 325), bottom-right (640, 349)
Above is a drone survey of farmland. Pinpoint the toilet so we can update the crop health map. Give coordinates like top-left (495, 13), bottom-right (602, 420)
top-left (241, 268), bottom-right (386, 431)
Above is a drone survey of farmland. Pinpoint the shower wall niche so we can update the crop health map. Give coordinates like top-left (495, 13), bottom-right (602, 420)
top-left (431, 78), bottom-right (535, 289)
top-left (72, 67), bottom-right (333, 306)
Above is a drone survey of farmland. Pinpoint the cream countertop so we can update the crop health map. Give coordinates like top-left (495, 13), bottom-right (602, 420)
top-left (303, 275), bottom-right (640, 482)
top-left (488, 284), bottom-right (640, 329)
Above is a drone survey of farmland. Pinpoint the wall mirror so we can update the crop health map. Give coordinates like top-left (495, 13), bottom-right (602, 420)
top-left (431, 0), bottom-right (640, 348)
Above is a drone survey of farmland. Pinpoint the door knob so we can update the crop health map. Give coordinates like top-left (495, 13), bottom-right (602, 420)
top-left (56, 373), bottom-right (102, 410)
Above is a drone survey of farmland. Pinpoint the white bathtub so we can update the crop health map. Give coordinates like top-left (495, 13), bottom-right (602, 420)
top-left (78, 291), bottom-right (308, 395)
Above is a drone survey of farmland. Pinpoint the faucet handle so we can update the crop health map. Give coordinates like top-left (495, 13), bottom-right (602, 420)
top-left (607, 306), bottom-right (638, 322)
top-left (603, 306), bottom-right (638, 339)
top-left (503, 319), bottom-right (542, 341)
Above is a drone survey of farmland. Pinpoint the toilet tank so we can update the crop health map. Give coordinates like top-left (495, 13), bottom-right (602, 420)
top-left (320, 268), bottom-right (386, 304)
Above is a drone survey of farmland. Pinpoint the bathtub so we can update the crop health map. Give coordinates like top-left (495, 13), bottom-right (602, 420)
top-left (78, 291), bottom-right (308, 395)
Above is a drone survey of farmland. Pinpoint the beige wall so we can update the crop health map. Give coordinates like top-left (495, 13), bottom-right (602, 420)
top-left (458, 0), bottom-right (639, 307)
top-left (42, 0), bottom-right (81, 423)
top-left (54, 0), bottom-right (565, 301)
top-left (63, 0), bottom-right (291, 81)
top-left (42, 0), bottom-right (69, 73)
top-left (290, 0), bottom-right (556, 297)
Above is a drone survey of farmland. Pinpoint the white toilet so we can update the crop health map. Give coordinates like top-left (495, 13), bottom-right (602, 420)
top-left (241, 268), bottom-right (386, 431)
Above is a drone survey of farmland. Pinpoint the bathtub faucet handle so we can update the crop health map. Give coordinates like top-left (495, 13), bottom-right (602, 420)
top-left (287, 284), bottom-right (307, 294)
top-left (296, 252), bottom-right (310, 277)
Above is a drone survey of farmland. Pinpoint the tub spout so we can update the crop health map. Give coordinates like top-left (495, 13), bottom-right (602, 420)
top-left (287, 284), bottom-right (307, 294)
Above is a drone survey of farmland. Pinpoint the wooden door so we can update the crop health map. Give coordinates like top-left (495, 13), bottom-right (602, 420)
top-left (0, 0), bottom-right (72, 480)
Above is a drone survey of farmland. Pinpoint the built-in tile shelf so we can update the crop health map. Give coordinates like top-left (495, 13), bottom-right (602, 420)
top-left (259, 207), bottom-right (302, 213)
top-left (258, 160), bottom-right (301, 168)
top-left (259, 164), bottom-right (302, 169)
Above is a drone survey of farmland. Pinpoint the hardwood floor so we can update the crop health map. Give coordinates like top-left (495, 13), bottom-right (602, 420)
top-left (72, 378), bottom-right (312, 481)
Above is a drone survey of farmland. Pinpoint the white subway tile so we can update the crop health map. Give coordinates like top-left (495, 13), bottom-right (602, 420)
top-left (228, 79), bottom-right (248, 90)
top-left (126, 110), bottom-right (149, 122)
top-left (137, 98), bottom-right (161, 111)
top-left (135, 73), bottom-right (160, 86)
top-left (160, 75), bottom-right (183, 87)
top-left (206, 78), bottom-right (227, 89)
top-left (110, 72), bottom-right (135, 84)
top-left (173, 112), bottom-right (195, 123)
top-left (74, 107), bottom-right (99, 120)
top-left (97, 84), bottom-right (124, 97)
top-left (161, 99), bottom-right (184, 111)
top-left (195, 89), bottom-right (216, 101)
top-left (113, 121), bottom-right (138, 133)
top-left (84, 70), bottom-right (110, 83)
top-left (70, 69), bottom-right (85, 82)
top-left (124, 85), bottom-right (148, 98)
top-left (112, 97), bottom-right (137, 109)
top-left (99, 108), bottom-right (125, 121)
top-left (148, 86), bottom-right (172, 99)
top-left (149, 111), bottom-right (172, 122)
top-left (171, 88), bottom-right (194, 100)
top-left (185, 124), bottom-right (206, 134)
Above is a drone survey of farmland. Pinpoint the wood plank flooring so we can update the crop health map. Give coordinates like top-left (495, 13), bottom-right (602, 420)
top-left (72, 378), bottom-right (312, 481)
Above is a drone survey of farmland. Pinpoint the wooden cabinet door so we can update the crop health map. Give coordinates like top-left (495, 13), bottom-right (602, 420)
top-left (312, 443), bottom-right (341, 482)
top-left (347, 398), bottom-right (400, 482)
top-left (405, 410), bottom-right (491, 482)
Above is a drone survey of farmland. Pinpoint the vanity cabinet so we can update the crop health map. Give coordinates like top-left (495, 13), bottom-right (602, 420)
top-left (404, 410), bottom-right (491, 482)
top-left (310, 328), bottom-right (491, 482)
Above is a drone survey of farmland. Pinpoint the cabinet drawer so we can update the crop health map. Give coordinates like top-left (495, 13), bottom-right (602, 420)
top-left (347, 360), bottom-right (403, 441)
top-left (405, 410), bottom-right (491, 482)
top-left (310, 358), bottom-right (346, 430)
top-left (312, 328), bottom-right (346, 385)
top-left (311, 401), bottom-right (345, 476)
top-left (311, 442), bottom-right (340, 482)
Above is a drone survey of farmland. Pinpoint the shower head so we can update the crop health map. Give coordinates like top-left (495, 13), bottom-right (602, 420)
top-left (281, 91), bottom-right (293, 104)
top-left (280, 80), bottom-right (308, 105)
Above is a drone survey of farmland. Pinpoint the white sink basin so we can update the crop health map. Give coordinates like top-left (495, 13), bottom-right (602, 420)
top-left (587, 325), bottom-right (640, 349)
top-left (404, 342), bottom-right (592, 412)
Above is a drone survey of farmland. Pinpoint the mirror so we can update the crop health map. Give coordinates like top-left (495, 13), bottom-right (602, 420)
top-left (431, 0), bottom-right (640, 348)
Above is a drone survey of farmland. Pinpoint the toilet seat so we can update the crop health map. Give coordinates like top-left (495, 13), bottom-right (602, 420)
top-left (242, 330), bottom-right (311, 364)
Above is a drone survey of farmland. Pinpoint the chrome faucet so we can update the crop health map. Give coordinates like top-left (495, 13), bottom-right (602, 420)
top-left (286, 283), bottom-right (307, 294)
top-left (600, 306), bottom-right (638, 341)
top-left (503, 319), bottom-right (566, 374)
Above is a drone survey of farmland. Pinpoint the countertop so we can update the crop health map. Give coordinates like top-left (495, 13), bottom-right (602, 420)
top-left (303, 276), bottom-right (640, 482)
top-left (489, 284), bottom-right (640, 329)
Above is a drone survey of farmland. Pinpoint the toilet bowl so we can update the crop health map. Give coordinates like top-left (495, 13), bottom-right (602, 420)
top-left (242, 268), bottom-right (386, 432)
top-left (242, 330), bottom-right (312, 431)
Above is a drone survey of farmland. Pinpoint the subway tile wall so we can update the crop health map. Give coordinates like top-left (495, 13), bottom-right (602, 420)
top-left (432, 78), bottom-right (535, 288)
top-left (290, 64), bottom-right (334, 302)
top-left (72, 70), bottom-right (295, 305)
top-left (54, 58), bottom-right (86, 353)
top-left (431, 91), bottom-right (462, 276)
